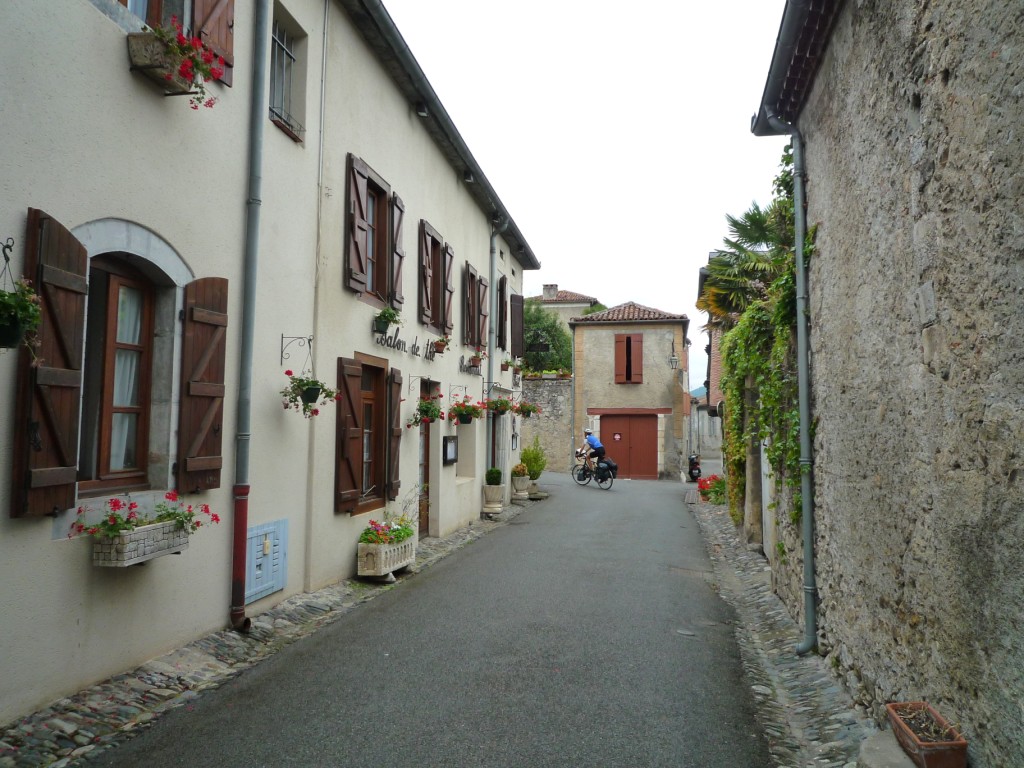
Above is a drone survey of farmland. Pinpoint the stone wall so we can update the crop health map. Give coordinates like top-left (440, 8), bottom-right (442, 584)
top-left (520, 379), bottom-right (574, 476)
top-left (791, 2), bottom-right (1024, 765)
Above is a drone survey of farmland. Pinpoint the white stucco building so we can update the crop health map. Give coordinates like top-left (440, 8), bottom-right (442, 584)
top-left (0, 0), bottom-right (537, 725)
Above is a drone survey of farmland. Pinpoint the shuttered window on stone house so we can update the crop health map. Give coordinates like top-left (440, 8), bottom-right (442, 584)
top-left (510, 294), bottom-right (524, 360)
top-left (614, 333), bottom-right (644, 384)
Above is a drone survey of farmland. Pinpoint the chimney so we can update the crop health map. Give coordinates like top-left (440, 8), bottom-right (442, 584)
top-left (543, 284), bottom-right (558, 300)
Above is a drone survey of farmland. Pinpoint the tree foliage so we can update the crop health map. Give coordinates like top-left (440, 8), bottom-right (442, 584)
top-left (705, 145), bottom-right (810, 526)
top-left (522, 301), bottom-right (572, 372)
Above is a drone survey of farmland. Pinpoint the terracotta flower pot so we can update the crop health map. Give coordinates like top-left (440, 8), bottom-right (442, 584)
top-left (885, 702), bottom-right (967, 768)
top-left (433, 341), bottom-right (447, 353)
top-left (469, 356), bottom-right (481, 367)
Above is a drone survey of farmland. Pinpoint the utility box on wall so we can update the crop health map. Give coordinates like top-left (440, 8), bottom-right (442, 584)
top-left (245, 520), bottom-right (288, 604)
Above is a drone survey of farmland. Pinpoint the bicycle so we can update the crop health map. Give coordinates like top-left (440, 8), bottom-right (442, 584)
top-left (571, 449), bottom-right (614, 490)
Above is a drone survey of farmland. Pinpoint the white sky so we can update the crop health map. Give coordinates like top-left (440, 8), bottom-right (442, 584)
top-left (381, 0), bottom-right (790, 389)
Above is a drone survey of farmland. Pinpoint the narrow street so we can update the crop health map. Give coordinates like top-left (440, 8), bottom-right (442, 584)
top-left (89, 474), bottom-right (772, 767)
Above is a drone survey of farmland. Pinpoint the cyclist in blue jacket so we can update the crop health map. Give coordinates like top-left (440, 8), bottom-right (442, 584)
top-left (580, 428), bottom-right (605, 465)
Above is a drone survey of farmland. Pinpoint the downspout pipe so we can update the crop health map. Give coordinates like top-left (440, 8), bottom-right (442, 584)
top-left (230, 0), bottom-right (271, 632)
top-left (486, 216), bottom-right (509, 465)
top-left (764, 110), bottom-right (816, 655)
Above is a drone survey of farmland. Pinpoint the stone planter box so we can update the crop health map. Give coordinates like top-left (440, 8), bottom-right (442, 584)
top-left (126, 32), bottom-right (194, 96)
top-left (885, 702), bottom-right (967, 768)
top-left (93, 520), bottom-right (188, 567)
top-left (511, 475), bottom-right (530, 500)
top-left (357, 539), bottom-right (416, 577)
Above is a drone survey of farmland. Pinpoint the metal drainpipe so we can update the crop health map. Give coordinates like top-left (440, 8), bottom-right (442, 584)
top-left (765, 110), bottom-right (816, 655)
top-left (486, 217), bottom-right (509, 466)
top-left (230, 0), bottom-right (271, 633)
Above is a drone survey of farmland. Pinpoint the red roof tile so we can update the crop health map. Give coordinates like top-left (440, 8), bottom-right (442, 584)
top-left (572, 301), bottom-right (687, 323)
top-left (527, 289), bottom-right (598, 304)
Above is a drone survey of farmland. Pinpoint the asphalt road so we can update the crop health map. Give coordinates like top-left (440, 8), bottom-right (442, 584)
top-left (90, 472), bottom-right (772, 768)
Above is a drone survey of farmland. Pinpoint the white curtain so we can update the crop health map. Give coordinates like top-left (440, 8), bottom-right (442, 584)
top-left (110, 287), bottom-right (142, 470)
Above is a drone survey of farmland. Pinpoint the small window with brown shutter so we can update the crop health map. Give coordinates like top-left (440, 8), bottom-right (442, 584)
top-left (614, 333), bottom-right (644, 384)
top-left (346, 155), bottom-right (405, 312)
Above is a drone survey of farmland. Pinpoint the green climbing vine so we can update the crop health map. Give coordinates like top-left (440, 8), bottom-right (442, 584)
top-left (711, 145), bottom-right (814, 527)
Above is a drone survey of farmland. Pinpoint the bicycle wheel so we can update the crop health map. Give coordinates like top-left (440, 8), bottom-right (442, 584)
top-left (572, 463), bottom-right (592, 486)
top-left (596, 471), bottom-right (614, 490)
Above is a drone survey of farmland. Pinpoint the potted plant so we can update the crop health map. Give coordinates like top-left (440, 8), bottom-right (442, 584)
top-left (373, 306), bottom-right (402, 333)
top-left (280, 369), bottom-right (339, 418)
top-left (68, 491), bottom-right (220, 567)
top-left (521, 436), bottom-right (548, 495)
top-left (514, 400), bottom-right (541, 419)
top-left (432, 334), bottom-right (451, 354)
top-left (482, 467), bottom-right (504, 514)
top-left (885, 702), bottom-right (967, 768)
top-left (127, 15), bottom-right (225, 109)
top-left (447, 396), bottom-right (483, 424)
top-left (484, 396), bottom-right (513, 416)
top-left (698, 474), bottom-right (726, 504)
top-left (501, 358), bottom-right (512, 372)
top-left (512, 360), bottom-right (522, 375)
top-left (0, 277), bottom-right (42, 350)
top-left (357, 515), bottom-right (416, 577)
top-left (510, 462), bottom-right (531, 499)
top-left (407, 393), bottom-right (444, 428)
top-left (468, 347), bottom-right (487, 367)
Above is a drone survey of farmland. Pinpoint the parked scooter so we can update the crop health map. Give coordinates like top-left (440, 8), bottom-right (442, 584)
top-left (687, 453), bottom-right (701, 482)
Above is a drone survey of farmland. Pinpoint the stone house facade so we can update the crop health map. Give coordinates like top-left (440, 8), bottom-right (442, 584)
top-left (752, 1), bottom-right (1024, 765)
top-left (0, 0), bottom-right (536, 726)
top-left (527, 284), bottom-right (599, 336)
top-left (570, 303), bottom-right (690, 479)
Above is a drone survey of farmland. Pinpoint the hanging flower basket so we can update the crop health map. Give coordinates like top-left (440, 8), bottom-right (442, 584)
top-left (0, 317), bottom-right (24, 349)
top-left (300, 386), bottom-right (322, 404)
top-left (281, 370), bottom-right (338, 418)
top-left (447, 396), bottom-right (483, 424)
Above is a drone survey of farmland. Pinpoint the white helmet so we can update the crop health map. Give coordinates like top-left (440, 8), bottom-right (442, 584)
top-left (584, 428), bottom-right (593, 435)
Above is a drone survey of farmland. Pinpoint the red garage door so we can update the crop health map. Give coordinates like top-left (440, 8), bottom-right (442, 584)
top-left (599, 414), bottom-right (658, 480)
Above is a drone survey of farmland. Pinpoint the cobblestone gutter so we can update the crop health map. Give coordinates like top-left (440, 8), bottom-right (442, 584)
top-left (690, 496), bottom-right (878, 767)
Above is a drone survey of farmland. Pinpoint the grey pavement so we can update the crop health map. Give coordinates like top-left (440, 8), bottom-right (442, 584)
top-left (0, 469), bottom-right (886, 767)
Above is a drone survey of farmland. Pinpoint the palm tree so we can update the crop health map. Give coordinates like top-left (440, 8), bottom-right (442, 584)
top-left (696, 199), bottom-right (792, 331)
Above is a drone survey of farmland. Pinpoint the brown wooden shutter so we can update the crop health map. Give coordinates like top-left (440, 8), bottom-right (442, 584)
top-left (335, 356), bottom-right (363, 513)
top-left (510, 294), bottom-right (524, 359)
top-left (177, 277), bottom-right (228, 492)
top-left (497, 276), bottom-right (507, 350)
top-left (346, 155), bottom-right (369, 294)
top-left (10, 209), bottom-right (88, 518)
top-left (614, 334), bottom-right (627, 384)
top-left (386, 368), bottom-right (402, 500)
top-left (194, 0), bottom-right (235, 86)
top-left (390, 194), bottom-right (405, 311)
top-left (418, 222), bottom-right (433, 325)
top-left (442, 243), bottom-right (455, 335)
top-left (631, 333), bottom-right (644, 383)
top-left (463, 263), bottom-right (476, 345)
top-left (477, 276), bottom-right (489, 348)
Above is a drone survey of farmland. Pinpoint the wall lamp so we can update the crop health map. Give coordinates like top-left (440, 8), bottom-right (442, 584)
top-left (668, 339), bottom-right (680, 370)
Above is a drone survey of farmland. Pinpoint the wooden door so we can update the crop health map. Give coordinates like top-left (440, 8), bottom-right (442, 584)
top-left (600, 414), bottom-right (658, 480)
top-left (417, 381), bottom-right (431, 536)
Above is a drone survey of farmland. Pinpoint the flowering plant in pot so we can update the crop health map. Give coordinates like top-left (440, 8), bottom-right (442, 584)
top-left (447, 396), bottom-right (483, 424)
top-left (407, 393), bottom-right (443, 428)
top-left (280, 369), bottom-right (339, 418)
top-left (69, 491), bottom-right (219, 566)
top-left (468, 347), bottom-right (487, 366)
top-left (484, 396), bottom-right (513, 415)
top-left (698, 474), bottom-right (726, 504)
top-left (0, 277), bottom-right (42, 349)
top-left (358, 516), bottom-right (415, 545)
top-left (147, 16), bottom-right (225, 109)
top-left (373, 306), bottom-right (402, 333)
top-left (68, 491), bottom-right (221, 539)
top-left (514, 400), bottom-right (541, 418)
top-left (432, 334), bottom-right (451, 353)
